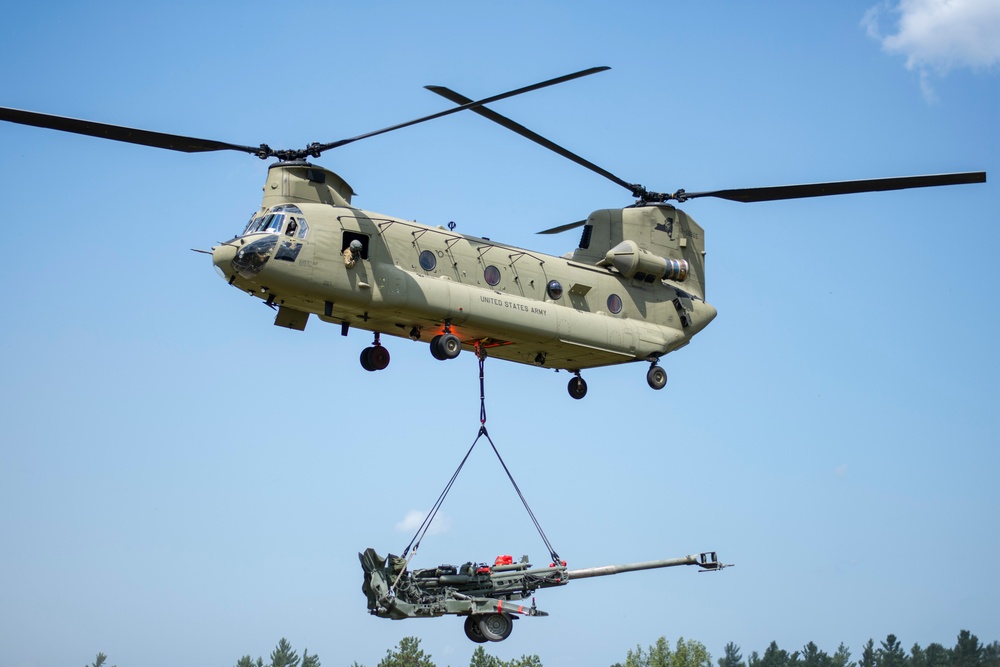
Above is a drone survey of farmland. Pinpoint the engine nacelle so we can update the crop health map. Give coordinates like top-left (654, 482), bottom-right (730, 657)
top-left (603, 240), bottom-right (689, 283)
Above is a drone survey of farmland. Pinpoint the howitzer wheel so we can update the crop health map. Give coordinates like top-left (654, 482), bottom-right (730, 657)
top-left (479, 612), bottom-right (513, 642)
top-left (464, 615), bottom-right (488, 643)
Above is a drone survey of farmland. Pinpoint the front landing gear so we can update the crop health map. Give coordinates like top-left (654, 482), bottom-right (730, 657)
top-left (360, 333), bottom-right (390, 372)
top-left (567, 373), bottom-right (588, 400)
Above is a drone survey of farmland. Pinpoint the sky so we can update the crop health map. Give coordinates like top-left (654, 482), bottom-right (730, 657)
top-left (0, 2), bottom-right (997, 667)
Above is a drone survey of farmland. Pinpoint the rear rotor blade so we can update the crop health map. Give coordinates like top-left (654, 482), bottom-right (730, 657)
top-left (425, 83), bottom-right (639, 195)
top-left (0, 106), bottom-right (265, 156)
top-left (679, 172), bottom-right (987, 203)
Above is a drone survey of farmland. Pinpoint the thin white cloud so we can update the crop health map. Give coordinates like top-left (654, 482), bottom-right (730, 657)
top-left (863, 0), bottom-right (1000, 101)
top-left (395, 509), bottom-right (452, 535)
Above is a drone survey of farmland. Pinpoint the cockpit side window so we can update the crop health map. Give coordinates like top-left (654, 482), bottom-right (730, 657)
top-left (285, 217), bottom-right (310, 238)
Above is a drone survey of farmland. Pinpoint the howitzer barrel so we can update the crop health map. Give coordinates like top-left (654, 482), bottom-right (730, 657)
top-left (566, 555), bottom-right (700, 580)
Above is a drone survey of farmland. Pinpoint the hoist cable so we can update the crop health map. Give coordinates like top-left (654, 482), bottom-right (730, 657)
top-left (399, 342), bottom-right (561, 575)
top-left (480, 425), bottom-right (561, 564)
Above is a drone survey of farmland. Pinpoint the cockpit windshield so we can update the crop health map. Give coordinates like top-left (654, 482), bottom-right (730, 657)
top-left (243, 205), bottom-right (309, 238)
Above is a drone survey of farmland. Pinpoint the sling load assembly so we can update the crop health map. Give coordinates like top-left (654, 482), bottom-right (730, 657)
top-left (359, 346), bottom-right (730, 642)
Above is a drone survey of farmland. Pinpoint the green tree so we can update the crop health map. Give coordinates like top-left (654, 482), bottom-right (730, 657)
top-left (760, 642), bottom-right (791, 667)
top-left (271, 638), bottom-right (300, 667)
top-left (302, 648), bottom-right (320, 667)
top-left (235, 639), bottom-right (316, 667)
top-left (860, 640), bottom-right (877, 667)
top-left (720, 643), bottom-right (746, 667)
top-left (626, 644), bottom-right (650, 667)
top-left (672, 637), bottom-right (712, 667)
top-left (879, 634), bottom-right (908, 667)
top-left (982, 642), bottom-right (1000, 667)
top-left (86, 654), bottom-right (115, 667)
top-left (377, 636), bottom-right (435, 667)
top-left (953, 631), bottom-right (983, 667)
top-left (470, 646), bottom-right (502, 667)
top-left (924, 644), bottom-right (950, 667)
top-left (504, 656), bottom-right (543, 667)
top-left (622, 637), bottom-right (674, 667)
top-left (832, 643), bottom-right (855, 667)
top-left (801, 642), bottom-right (833, 667)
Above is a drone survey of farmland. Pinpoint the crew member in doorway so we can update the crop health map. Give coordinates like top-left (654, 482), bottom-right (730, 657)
top-left (344, 239), bottom-right (362, 268)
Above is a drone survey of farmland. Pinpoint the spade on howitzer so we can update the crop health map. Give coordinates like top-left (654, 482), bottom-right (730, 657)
top-left (359, 548), bottom-right (729, 642)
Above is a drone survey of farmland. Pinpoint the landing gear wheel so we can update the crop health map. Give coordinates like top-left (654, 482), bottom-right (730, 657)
top-left (369, 345), bottom-right (390, 370)
top-left (478, 612), bottom-right (513, 642)
top-left (431, 333), bottom-right (462, 360)
top-left (429, 335), bottom-right (446, 360)
top-left (464, 615), bottom-right (488, 643)
top-left (647, 364), bottom-right (667, 390)
top-left (360, 347), bottom-right (376, 372)
top-left (360, 346), bottom-right (390, 371)
top-left (568, 375), bottom-right (588, 400)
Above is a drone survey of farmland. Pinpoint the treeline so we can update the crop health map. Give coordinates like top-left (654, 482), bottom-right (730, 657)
top-left (622, 631), bottom-right (1000, 667)
top-left (82, 629), bottom-right (1000, 667)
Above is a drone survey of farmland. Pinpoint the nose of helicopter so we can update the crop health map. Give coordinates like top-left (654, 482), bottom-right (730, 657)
top-left (211, 243), bottom-right (238, 280)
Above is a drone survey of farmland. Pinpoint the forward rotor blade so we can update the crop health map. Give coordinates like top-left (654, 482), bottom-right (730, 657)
top-left (681, 172), bottom-right (987, 203)
top-left (315, 66), bottom-right (611, 154)
top-left (0, 106), bottom-right (264, 156)
top-left (425, 83), bottom-right (638, 194)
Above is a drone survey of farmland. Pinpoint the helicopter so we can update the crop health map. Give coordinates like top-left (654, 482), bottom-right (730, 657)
top-left (0, 67), bottom-right (985, 399)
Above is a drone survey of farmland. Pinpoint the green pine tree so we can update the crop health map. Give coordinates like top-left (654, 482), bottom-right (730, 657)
top-left (953, 631), bottom-right (983, 667)
top-left (832, 643), bottom-right (855, 667)
top-left (719, 643), bottom-right (746, 667)
top-left (271, 638), bottom-right (300, 667)
top-left (879, 634), bottom-right (908, 667)
top-left (377, 636), bottom-right (435, 667)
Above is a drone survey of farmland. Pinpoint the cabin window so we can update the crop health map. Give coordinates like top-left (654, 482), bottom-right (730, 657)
top-left (484, 265), bottom-right (501, 286)
top-left (607, 294), bottom-right (623, 314)
top-left (419, 250), bottom-right (437, 272)
top-left (546, 280), bottom-right (563, 300)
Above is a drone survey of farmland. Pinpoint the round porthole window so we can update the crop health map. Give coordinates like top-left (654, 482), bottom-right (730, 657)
top-left (607, 294), bottom-right (623, 314)
top-left (419, 249), bottom-right (437, 271)
top-left (547, 280), bottom-right (563, 299)
top-left (484, 265), bottom-right (501, 286)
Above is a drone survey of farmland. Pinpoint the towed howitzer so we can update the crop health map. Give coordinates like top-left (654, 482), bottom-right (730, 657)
top-left (359, 548), bottom-right (728, 642)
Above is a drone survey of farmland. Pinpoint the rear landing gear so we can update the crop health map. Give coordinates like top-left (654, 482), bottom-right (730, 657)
top-left (567, 373), bottom-right (588, 399)
top-left (360, 333), bottom-right (390, 372)
top-left (646, 364), bottom-right (667, 390)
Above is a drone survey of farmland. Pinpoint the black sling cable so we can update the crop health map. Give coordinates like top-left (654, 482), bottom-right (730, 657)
top-left (401, 426), bottom-right (485, 559)
top-left (480, 426), bottom-right (561, 564)
top-left (402, 342), bottom-right (560, 565)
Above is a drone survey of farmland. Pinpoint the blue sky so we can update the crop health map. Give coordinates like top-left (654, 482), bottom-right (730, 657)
top-left (0, 2), bottom-right (997, 667)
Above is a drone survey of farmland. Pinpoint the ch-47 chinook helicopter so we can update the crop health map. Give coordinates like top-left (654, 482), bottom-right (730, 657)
top-left (1, 67), bottom-right (985, 398)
